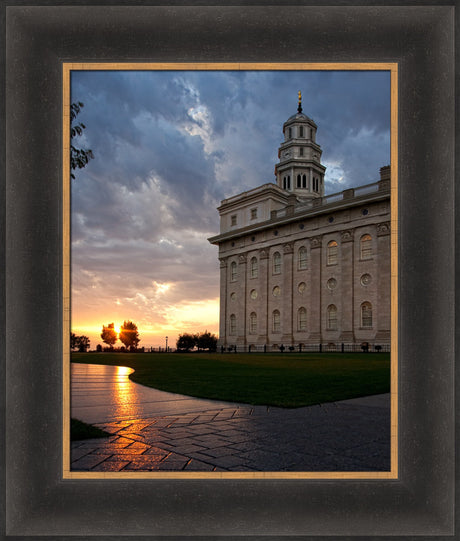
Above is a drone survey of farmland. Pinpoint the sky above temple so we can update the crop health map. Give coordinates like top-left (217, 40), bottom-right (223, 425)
top-left (70, 69), bottom-right (391, 349)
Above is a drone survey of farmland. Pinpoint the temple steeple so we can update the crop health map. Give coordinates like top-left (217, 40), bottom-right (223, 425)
top-left (274, 94), bottom-right (326, 199)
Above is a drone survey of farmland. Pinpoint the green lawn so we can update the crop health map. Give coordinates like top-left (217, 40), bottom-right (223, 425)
top-left (72, 351), bottom-right (390, 408)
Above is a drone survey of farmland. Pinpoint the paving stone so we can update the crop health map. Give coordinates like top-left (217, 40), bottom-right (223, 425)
top-left (199, 447), bottom-right (238, 458)
top-left (83, 441), bottom-right (133, 451)
top-left (142, 446), bottom-right (173, 457)
top-left (232, 407), bottom-right (254, 416)
top-left (91, 460), bottom-right (130, 472)
top-left (168, 443), bottom-right (207, 454)
top-left (146, 419), bottom-right (178, 428)
top-left (71, 453), bottom-right (112, 470)
top-left (190, 415), bottom-right (218, 424)
top-left (220, 434), bottom-right (251, 444)
top-left (104, 446), bottom-right (148, 455)
top-left (154, 454), bottom-right (190, 470)
top-left (184, 459), bottom-right (216, 471)
top-left (109, 436), bottom-right (138, 445)
top-left (127, 441), bottom-right (151, 451)
top-left (162, 437), bottom-right (197, 447)
top-left (123, 458), bottom-right (166, 470)
top-left (230, 465), bottom-right (260, 472)
top-left (71, 447), bottom-right (93, 461)
top-left (192, 435), bottom-right (234, 447)
top-left (227, 441), bottom-right (264, 453)
top-left (201, 455), bottom-right (247, 469)
top-left (218, 429), bottom-right (247, 438)
top-left (160, 429), bottom-right (196, 438)
top-left (113, 432), bottom-right (147, 442)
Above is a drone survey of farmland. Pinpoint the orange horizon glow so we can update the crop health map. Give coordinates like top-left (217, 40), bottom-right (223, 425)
top-left (71, 298), bottom-right (220, 349)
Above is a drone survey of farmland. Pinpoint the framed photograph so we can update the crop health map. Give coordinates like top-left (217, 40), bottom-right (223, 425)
top-left (65, 63), bottom-right (397, 481)
top-left (4, 3), bottom-right (455, 538)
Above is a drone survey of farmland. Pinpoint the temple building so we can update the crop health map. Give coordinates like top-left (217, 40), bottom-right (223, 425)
top-left (208, 94), bottom-right (391, 352)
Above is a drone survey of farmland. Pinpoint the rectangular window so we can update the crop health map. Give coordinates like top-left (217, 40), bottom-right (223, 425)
top-left (273, 312), bottom-right (281, 333)
top-left (273, 253), bottom-right (281, 274)
top-left (298, 309), bottom-right (307, 331)
top-left (299, 147), bottom-right (304, 156)
top-left (250, 208), bottom-right (257, 220)
top-left (229, 315), bottom-right (236, 335)
top-left (298, 247), bottom-right (307, 270)
top-left (231, 215), bottom-right (237, 226)
top-left (327, 311), bottom-right (338, 331)
top-left (327, 243), bottom-right (338, 265)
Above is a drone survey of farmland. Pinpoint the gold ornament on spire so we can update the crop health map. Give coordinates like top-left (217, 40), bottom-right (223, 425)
top-left (297, 91), bottom-right (303, 113)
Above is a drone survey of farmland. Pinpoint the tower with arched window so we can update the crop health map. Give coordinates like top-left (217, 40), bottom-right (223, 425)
top-left (274, 91), bottom-right (326, 199)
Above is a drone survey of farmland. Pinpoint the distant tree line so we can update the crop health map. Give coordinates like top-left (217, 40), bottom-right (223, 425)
top-left (176, 331), bottom-right (217, 352)
top-left (71, 324), bottom-right (218, 353)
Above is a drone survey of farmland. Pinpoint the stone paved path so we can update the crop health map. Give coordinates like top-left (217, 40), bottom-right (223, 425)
top-left (71, 394), bottom-right (391, 472)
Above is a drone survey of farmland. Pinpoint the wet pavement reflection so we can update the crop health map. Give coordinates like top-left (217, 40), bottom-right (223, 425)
top-left (71, 363), bottom-right (241, 424)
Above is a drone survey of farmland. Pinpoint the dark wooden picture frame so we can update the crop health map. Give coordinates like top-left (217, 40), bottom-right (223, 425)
top-left (3, 3), bottom-right (456, 537)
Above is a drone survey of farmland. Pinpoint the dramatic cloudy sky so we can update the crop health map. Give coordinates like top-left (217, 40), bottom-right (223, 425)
top-left (70, 69), bottom-right (391, 348)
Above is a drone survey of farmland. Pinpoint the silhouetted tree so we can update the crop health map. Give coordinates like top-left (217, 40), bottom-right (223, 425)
top-left (76, 335), bottom-right (91, 352)
top-left (101, 323), bottom-right (117, 349)
top-left (176, 333), bottom-right (196, 351)
top-left (196, 331), bottom-right (218, 352)
top-left (119, 320), bottom-right (140, 351)
top-left (70, 101), bottom-right (94, 179)
top-left (70, 333), bottom-right (78, 351)
top-left (71, 333), bottom-right (90, 352)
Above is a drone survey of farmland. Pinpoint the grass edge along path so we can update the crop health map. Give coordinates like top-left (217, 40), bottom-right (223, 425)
top-left (71, 352), bottom-right (390, 408)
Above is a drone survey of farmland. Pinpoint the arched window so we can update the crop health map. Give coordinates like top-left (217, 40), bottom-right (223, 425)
top-left (327, 240), bottom-right (338, 265)
top-left (230, 261), bottom-right (237, 281)
top-left (297, 174), bottom-right (301, 188)
top-left (288, 127), bottom-right (292, 138)
top-left (272, 310), bottom-right (281, 333)
top-left (299, 147), bottom-right (304, 157)
top-left (298, 307), bottom-right (307, 331)
top-left (327, 305), bottom-right (338, 330)
top-left (250, 257), bottom-right (258, 279)
top-left (249, 312), bottom-right (257, 334)
top-left (361, 302), bottom-right (373, 328)
top-left (229, 314), bottom-right (236, 335)
top-left (273, 251), bottom-right (281, 274)
top-left (298, 246), bottom-right (307, 270)
top-left (287, 175), bottom-right (291, 190)
top-left (360, 234), bottom-right (373, 260)
top-left (302, 174), bottom-right (307, 188)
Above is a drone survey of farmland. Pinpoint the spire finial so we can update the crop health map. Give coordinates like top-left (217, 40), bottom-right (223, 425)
top-left (297, 90), bottom-right (302, 113)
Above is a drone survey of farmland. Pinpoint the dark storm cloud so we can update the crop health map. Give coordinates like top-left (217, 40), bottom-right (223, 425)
top-left (71, 69), bottom-right (391, 344)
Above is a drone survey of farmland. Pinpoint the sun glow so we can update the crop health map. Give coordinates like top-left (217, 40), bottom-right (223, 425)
top-left (71, 297), bottom-right (219, 349)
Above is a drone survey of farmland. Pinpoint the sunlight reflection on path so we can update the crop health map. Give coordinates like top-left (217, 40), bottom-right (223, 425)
top-left (71, 363), bottom-right (241, 424)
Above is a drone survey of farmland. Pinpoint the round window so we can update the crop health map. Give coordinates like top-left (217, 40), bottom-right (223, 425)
top-left (360, 273), bottom-right (372, 286)
top-left (250, 289), bottom-right (258, 300)
top-left (298, 282), bottom-right (306, 294)
top-left (230, 292), bottom-right (236, 301)
top-left (272, 286), bottom-right (281, 297)
top-left (327, 278), bottom-right (337, 290)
